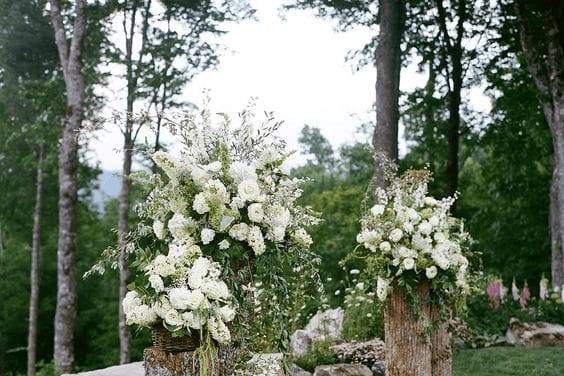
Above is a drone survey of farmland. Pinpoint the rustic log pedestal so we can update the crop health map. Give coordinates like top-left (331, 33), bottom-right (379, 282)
top-left (144, 346), bottom-right (238, 376)
top-left (384, 283), bottom-right (452, 376)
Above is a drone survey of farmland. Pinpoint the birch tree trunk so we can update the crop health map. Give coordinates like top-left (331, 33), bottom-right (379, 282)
top-left (385, 283), bottom-right (432, 376)
top-left (516, 1), bottom-right (564, 290)
top-left (48, 0), bottom-right (87, 373)
top-left (373, 0), bottom-right (402, 188)
top-left (27, 147), bottom-right (44, 376)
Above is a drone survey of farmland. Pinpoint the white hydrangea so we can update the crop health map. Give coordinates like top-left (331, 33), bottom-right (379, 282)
top-left (248, 203), bottom-right (265, 223)
top-left (152, 297), bottom-right (173, 319)
top-left (370, 204), bottom-right (385, 217)
top-left (188, 257), bottom-right (211, 289)
top-left (201, 228), bottom-right (216, 245)
top-left (218, 305), bottom-right (236, 322)
top-left (169, 287), bottom-right (193, 310)
top-left (204, 179), bottom-right (230, 203)
top-left (201, 279), bottom-right (230, 300)
top-left (229, 223), bottom-right (249, 241)
top-left (208, 316), bottom-right (231, 345)
top-left (149, 255), bottom-right (175, 277)
top-left (127, 304), bottom-right (157, 326)
top-left (168, 213), bottom-right (196, 241)
top-left (293, 227), bottom-right (313, 248)
top-left (149, 274), bottom-right (165, 292)
top-left (153, 220), bottom-right (167, 240)
top-left (247, 225), bottom-right (266, 255)
top-left (182, 311), bottom-right (206, 330)
top-left (122, 291), bottom-right (141, 316)
top-left (376, 277), bottom-right (391, 301)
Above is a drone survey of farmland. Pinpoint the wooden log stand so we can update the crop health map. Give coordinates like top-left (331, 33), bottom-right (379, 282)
top-left (144, 346), bottom-right (238, 376)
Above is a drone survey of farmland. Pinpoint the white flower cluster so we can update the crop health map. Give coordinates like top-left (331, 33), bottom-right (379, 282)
top-left (123, 252), bottom-right (236, 345)
top-left (357, 176), bottom-right (470, 301)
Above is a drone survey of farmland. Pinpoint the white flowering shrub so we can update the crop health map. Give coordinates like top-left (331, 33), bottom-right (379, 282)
top-left (88, 101), bottom-right (321, 356)
top-left (352, 169), bottom-right (472, 315)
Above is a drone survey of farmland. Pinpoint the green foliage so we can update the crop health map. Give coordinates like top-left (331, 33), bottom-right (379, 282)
top-left (341, 283), bottom-right (384, 341)
top-left (292, 339), bottom-right (337, 373)
top-left (453, 347), bottom-right (564, 376)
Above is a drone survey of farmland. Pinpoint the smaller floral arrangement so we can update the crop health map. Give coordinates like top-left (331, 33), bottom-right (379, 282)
top-left (123, 250), bottom-right (235, 345)
top-left (353, 169), bottom-right (472, 310)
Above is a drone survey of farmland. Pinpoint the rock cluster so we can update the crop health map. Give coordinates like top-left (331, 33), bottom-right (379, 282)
top-left (505, 318), bottom-right (564, 347)
top-left (290, 308), bottom-right (345, 357)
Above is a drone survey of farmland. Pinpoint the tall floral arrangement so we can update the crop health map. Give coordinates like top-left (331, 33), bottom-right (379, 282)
top-left (87, 101), bottom-right (321, 363)
top-left (352, 169), bottom-right (472, 316)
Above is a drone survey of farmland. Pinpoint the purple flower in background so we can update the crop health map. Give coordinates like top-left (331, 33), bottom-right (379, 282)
top-left (487, 279), bottom-right (502, 309)
top-left (520, 281), bottom-right (531, 308)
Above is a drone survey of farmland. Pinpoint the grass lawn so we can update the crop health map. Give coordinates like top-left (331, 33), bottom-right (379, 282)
top-left (454, 346), bottom-right (564, 376)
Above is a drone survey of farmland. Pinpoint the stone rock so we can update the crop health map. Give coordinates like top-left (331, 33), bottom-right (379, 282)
top-left (505, 318), bottom-right (564, 347)
top-left (313, 364), bottom-right (372, 376)
top-left (371, 361), bottom-right (386, 376)
top-left (305, 308), bottom-right (344, 339)
top-left (290, 364), bottom-right (313, 376)
top-left (290, 308), bottom-right (344, 356)
top-left (290, 329), bottom-right (315, 357)
top-left (330, 338), bottom-right (385, 366)
top-left (244, 352), bottom-right (285, 376)
top-left (61, 362), bottom-right (143, 376)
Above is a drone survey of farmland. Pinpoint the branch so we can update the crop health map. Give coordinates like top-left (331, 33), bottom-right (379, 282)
top-left (48, 0), bottom-right (70, 77)
top-left (131, 0), bottom-right (152, 92)
top-left (68, 0), bottom-right (87, 68)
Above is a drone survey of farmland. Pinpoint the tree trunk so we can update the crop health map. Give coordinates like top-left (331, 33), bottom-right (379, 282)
top-left (48, 0), bottom-right (87, 373)
top-left (385, 283), bottom-right (432, 376)
top-left (143, 347), bottom-right (238, 376)
top-left (118, 130), bottom-right (133, 364)
top-left (516, 1), bottom-right (564, 290)
top-left (373, 0), bottom-right (402, 188)
top-left (431, 305), bottom-right (452, 376)
top-left (27, 147), bottom-right (44, 376)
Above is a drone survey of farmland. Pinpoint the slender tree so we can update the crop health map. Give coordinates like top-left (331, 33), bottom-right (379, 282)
top-left (27, 146), bottom-right (44, 376)
top-left (516, 0), bottom-right (564, 289)
top-left (48, 0), bottom-right (87, 372)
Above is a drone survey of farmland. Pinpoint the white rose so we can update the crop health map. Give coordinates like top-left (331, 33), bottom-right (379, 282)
top-left (429, 216), bottom-right (440, 227)
top-left (248, 203), bottom-right (265, 223)
top-left (193, 193), bottom-right (210, 214)
top-left (238, 179), bottom-right (261, 202)
top-left (389, 228), bottom-right (403, 242)
top-left (424, 197), bottom-right (438, 206)
top-left (403, 258), bottom-right (415, 270)
top-left (201, 228), bottom-right (216, 245)
top-left (152, 297), bottom-right (172, 319)
top-left (122, 291), bottom-right (141, 316)
top-left (370, 204), bottom-right (385, 217)
top-left (148, 274), bottom-right (165, 292)
top-left (188, 257), bottom-right (211, 289)
top-left (191, 167), bottom-right (211, 187)
top-left (153, 220), bottom-right (166, 239)
top-left (182, 311), bottom-right (206, 330)
top-left (379, 241), bottom-right (392, 253)
top-left (204, 179), bottom-right (230, 203)
top-left (164, 309), bottom-right (183, 327)
top-left (426, 266), bottom-right (438, 279)
top-left (218, 306), bottom-right (236, 322)
top-left (432, 251), bottom-right (450, 270)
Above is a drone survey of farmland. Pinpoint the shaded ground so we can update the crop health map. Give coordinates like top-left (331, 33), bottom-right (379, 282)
top-left (454, 347), bottom-right (564, 376)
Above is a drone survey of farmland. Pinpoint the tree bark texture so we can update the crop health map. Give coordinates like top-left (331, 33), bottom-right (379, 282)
top-left (430, 305), bottom-right (452, 376)
top-left (143, 347), bottom-right (238, 376)
top-left (385, 284), bottom-right (432, 376)
top-left (517, 1), bottom-right (564, 290)
top-left (48, 0), bottom-right (87, 373)
top-left (27, 147), bottom-right (44, 376)
top-left (374, 0), bottom-right (402, 189)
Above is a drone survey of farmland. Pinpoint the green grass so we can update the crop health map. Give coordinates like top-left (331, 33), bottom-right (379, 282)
top-left (454, 347), bottom-right (564, 376)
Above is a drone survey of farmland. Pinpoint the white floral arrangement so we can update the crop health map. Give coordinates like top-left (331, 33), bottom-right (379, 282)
top-left (354, 169), bottom-right (471, 308)
top-left (88, 101), bottom-right (321, 356)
